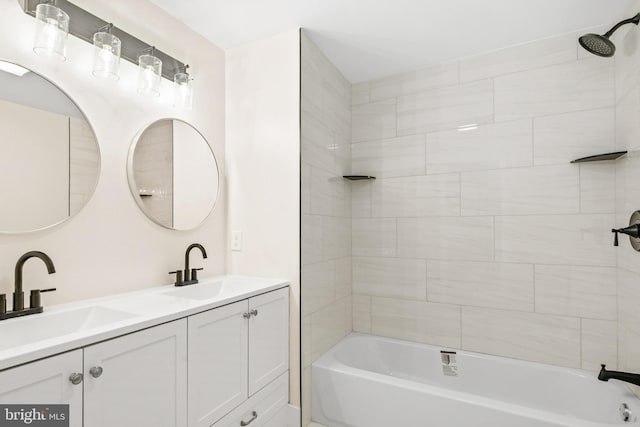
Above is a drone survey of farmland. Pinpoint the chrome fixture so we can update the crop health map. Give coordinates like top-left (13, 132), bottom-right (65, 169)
top-left (240, 411), bottom-right (258, 426)
top-left (612, 211), bottom-right (640, 250)
top-left (599, 364), bottom-right (640, 387)
top-left (169, 243), bottom-right (208, 287)
top-left (23, 0), bottom-right (187, 80)
top-left (0, 251), bottom-right (56, 320)
top-left (92, 23), bottom-right (121, 80)
top-left (33, 1), bottom-right (69, 60)
top-left (138, 46), bottom-right (162, 97)
top-left (173, 65), bottom-right (193, 109)
top-left (69, 372), bottom-right (83, 385)
top-left (89, 366), bottom-right (103, 378)
top-left (440, 350), bottom-right (458, 377)
top-left (243, 309), bottom-right (259, 319)
top-left (620, 403), bottom-right (633, 423)
top-left (579, 13), bottom-right (640, 57)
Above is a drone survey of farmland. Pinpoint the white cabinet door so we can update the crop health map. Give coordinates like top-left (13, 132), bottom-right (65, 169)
top-left (248, 288), bottom-right (289, 395)
top-left (0, 350), bottom-right (83, 427)
top-left (188, 300), bottom-right (249, 427)
top-left (84, 319), bottom-right (188, 427)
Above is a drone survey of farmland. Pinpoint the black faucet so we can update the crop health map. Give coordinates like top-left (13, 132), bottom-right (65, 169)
top-left (169, 243), bottom-right (207, 287)
top-left (598, 364), bottom-right (640, 387)
top-left (0, 251), bottom-right (57, 320)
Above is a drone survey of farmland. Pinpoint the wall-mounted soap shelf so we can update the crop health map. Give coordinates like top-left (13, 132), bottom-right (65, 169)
top-left (570, 151), bottom-right (627, 163)
top-left (343, 175), bottom-right (376, 181)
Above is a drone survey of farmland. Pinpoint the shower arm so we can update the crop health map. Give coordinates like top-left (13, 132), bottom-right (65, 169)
top-left (604, 13), bottom-right (640, 38)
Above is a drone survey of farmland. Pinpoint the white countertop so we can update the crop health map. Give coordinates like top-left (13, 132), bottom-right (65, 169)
top-left (0, 275), bottom-right (289, 371)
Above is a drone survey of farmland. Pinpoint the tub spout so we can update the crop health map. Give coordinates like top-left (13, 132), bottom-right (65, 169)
top-left (598, 364), bottom-right (640, 387)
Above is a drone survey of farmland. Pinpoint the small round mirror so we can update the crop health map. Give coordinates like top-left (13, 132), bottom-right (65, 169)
top-left (127, 119), bottom-right (219, 230)
top-left (0, 60), bottom-right (100, 233)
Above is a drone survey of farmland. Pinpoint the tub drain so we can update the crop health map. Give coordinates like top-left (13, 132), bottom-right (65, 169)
top-left (620, 403), bottom-right (632, 422)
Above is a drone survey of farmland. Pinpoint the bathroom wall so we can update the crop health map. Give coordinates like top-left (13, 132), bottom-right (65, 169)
top-left (614, 0), bottom-right (640, 397)
top-left (300, 31), bottom-right (352, 426)
top-left (225, 30), bottom-right (301, 406)
top-left (350, 27), bottom-right (618, 370)
top-left (0, 0), bottom-right (226, 303)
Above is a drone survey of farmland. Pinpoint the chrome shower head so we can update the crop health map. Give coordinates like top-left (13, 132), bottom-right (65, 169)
top-left (579, 13), bottom-right (640, 58)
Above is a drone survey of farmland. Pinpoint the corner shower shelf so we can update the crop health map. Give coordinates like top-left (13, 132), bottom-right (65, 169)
top-left (570, 151), bottom-right (627, 163)
top-left (343, 175), bottom-right (376, 181)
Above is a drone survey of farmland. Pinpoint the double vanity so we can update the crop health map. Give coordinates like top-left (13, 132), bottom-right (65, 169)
top-left (0, 276), bottom-right (290, 427)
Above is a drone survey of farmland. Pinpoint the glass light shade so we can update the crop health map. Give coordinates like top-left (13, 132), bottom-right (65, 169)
top-left (33, 3), bottom-right (69, 61)
top-left (137, 54), bottom-right (162, 97)
top-left (92, 32), bottom-right (121, 80)
top-left (173, 72), bottom-right (193, 109)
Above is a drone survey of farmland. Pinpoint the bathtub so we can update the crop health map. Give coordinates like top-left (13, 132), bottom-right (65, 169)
top-left (311, 333), bottom-right (640, 427)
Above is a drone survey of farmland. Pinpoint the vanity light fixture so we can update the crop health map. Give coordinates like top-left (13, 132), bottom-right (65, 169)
top-left (138, 47), bottom-right (162, 97)
top-left (33, 1), bottom-right (69, 61)
top-left (92, 23), bottom-right (121, 81)
top-left (173, 65), bottom-right (193, 109)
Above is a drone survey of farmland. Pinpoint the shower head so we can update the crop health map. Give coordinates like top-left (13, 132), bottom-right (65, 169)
top-left (579, 13), bottom-right (640, 58)
top-left (579, 34), bottom-right (616, 57)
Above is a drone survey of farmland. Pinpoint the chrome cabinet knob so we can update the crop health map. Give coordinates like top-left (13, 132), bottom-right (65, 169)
top-left (89, 366), bottom-right (103, 378)
top-left (250, 309), bottom-right (258, 317)
top-left (240, 411), bottom-right (258, 426)
top-left (69, 373), bottom-right (83, 385)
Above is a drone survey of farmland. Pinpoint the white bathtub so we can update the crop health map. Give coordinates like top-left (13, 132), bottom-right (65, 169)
top-left (312, 333), bottom-right (640, 427)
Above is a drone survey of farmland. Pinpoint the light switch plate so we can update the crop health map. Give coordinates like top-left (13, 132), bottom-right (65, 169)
top-left (231, 231), bottom-right (243, 251)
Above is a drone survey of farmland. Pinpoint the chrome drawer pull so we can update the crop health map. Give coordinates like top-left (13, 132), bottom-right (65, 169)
top-left (240, 411), bottom-right (258, 426)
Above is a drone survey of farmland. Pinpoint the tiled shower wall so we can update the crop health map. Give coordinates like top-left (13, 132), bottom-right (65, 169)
top-left (616, 0), bottom-right (640, 397)
top-left (350, 29), bottom-right (620, 370)
top-left (300, 32), bottom-right (352, 425)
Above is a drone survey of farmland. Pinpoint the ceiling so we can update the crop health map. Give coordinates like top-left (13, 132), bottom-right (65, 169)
top-left (149, 0), bottom-right (635, 83)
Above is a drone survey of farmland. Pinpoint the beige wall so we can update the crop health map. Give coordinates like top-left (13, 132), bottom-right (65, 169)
top-left (225, 30), bottom-right (301, 406)
top-left (0, 0), bottom-right (226, 304)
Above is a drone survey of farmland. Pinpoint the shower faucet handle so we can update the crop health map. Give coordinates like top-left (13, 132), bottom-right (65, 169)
top-left (612, 224), bottom-right (640, 247)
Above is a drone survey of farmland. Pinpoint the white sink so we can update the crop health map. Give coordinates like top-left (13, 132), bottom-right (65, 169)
top-left (162, 281), bottom-right (224, 301)
top-left (0, 306), bottom-right (136, 351)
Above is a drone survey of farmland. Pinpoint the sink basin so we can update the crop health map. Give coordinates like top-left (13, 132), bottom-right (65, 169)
top-left (0, 306), bottom-right (136, 351)
top-left (162, 281), bottom-right (224, 301)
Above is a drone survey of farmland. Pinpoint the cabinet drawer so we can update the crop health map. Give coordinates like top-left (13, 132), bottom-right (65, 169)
top-left (213, 372), bottom-right (288, 427)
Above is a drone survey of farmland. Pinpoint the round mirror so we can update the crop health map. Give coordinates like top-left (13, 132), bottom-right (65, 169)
top-left (0, 60), bottom-right (100, 233)
top-left (127, 119), bottom-right (219, 230)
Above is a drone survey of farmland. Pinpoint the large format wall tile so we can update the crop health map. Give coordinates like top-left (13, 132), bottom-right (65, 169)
top-left (426, 119), bottom-right (532, 174)
top-left (534, 265), bottom-right (616, 320)
top-left (352, 99), bottom-right (397, 142)
top-left (461, 165), bottom-right (579, 216)
top-left (495, 215), bottom-right (616, 266)
top-left (397, 217), bottom-right (494, 261)
top-left (581, 319), bottom-right (617, 371)
top-left (301, 113), bottom-right (336, 173)
top-left (351, 181), bottom-right (371, 218)
top-left (352, 82), bottom-right (370, 105)
top-left (460, 32), bottom-right (577, 82)
top-left (618, 268), bottom-right (640, 378)
top-left (462, 307), bottom-right (581, 368)
top-left (370, 62), bottom-right (459, 101)
top-left (353, 294), bottom-right (372, 333)
top-left (372, 297), bottom-right (461, 348)
top-left (311, 298), bottom-right (349, 362)
top-left (533, 108), bottom-right (615, 165)
top-left (615, 88), bottom-right (640, 152)
top-left (310, 166), bottom-right (350, 217)
top-left (301, 261), bottom-right (335, 316)
top-left (351, 134), bottom-right (426, 178)
top-left (352, 218), bottom-right (397, 257)
top-left (494, 59), bottom-right (614, 122)
top-left (427, 260), bottom-right (533, 311)
top-left (372, 174), bottom-right (460, 218)
top-left (580, 164), bottom-right (615, 214)
top-left (397, 79), bottom-right (494, 135)
top-left (353, 257), bottom-right (427, 300)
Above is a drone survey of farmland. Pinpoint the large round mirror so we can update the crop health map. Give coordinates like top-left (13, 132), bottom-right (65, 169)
top-left (0, 60), bottom-right (100, 233)
top-left (127, 119), bottom-right (219, 230)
